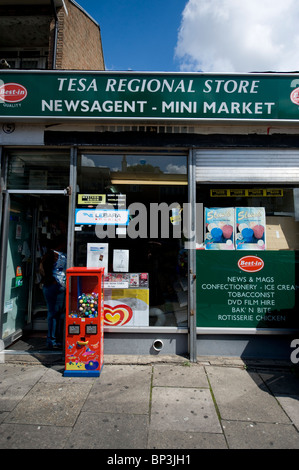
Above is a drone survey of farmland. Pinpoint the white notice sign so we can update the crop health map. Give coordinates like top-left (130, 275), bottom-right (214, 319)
top-left (113, 249), bottom-right (129, 272)
top-left (87, 243), bottom-right (109, 272)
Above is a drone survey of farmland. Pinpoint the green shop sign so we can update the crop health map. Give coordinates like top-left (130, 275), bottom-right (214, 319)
top-left (196, 251), bottom-right (299, 329)
top-left (1, 71), bottom-right (299, 121)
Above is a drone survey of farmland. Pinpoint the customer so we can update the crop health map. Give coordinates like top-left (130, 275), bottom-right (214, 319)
top-left (40, 236), bottom-right (67, 349)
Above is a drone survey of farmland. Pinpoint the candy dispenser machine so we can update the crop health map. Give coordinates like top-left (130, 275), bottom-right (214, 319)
top-left (64, 267), bottom-right (104, 377)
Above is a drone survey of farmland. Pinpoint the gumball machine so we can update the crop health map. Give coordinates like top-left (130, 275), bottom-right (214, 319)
top-left (64, 267), bottom-right (104, 377)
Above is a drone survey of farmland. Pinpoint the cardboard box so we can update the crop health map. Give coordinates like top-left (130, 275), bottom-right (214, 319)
top-left (266, 216), bottom-right (299, 250)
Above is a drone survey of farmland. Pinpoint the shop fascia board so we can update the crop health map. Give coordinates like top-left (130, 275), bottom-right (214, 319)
top-left (1, 70), bottom-right (299, 123)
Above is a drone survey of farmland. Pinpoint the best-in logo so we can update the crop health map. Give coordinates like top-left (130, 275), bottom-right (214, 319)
top-left (0, 83), bottom-right (27, 103)
top-left (290, 87), bottom-right (299, 106)
top-left (238, 255), bottom-right (264, 272)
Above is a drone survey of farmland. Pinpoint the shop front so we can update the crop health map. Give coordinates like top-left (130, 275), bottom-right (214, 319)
top-left (0, 146), bottom-right (190, 355)
top-left (1, 70), bottom-right (299, 360)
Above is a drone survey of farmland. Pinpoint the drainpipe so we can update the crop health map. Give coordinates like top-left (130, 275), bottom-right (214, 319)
top-left (50, 0), bottom-right (58, 69)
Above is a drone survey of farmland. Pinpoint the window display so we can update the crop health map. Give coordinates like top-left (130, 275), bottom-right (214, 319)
top-left (199, 185), bottom-right (299, 251)
top-left (103, 272), bottom-right (149, 327)
top-left (75, 152), bottom-right (188, 328)
top-left (104, 287), bottom-right (149, 327)
top-left (204, 206), bottom-right (266, 250)
top-left (197, 184), bottom-right (299, 331)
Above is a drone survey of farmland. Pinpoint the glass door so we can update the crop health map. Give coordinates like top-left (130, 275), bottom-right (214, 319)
top-left (2, 194), bottom-right (34, 342)
top-left (31, 194), bottom-right (68, 330)
top-left (1, 149), bottom-right (73, 347)
top-left (1, 193), bottom-right (69, 344)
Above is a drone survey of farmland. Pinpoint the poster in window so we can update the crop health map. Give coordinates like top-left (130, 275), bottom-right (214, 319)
top-left (86, 243), bottom-right (109, 272)
top-left (235, 207), bottom-right (266, 250)
top-left (204, 207), bottom-right (235, 250)
top-left (113, 249), bottom-right (129, 272)
top-left (104, 288), bottom-right (149, 327)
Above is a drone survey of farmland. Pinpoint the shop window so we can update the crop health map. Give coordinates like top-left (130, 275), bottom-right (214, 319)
top-left (197, 185), bottom-right (299, 250)
top-left (7, 151), bottom-right (70, 190)
top-left (76, 153), bottom-right (188, 328)
top-left (78, 154), bottom-right (187, 192)
top-left (196, 184), bottom-right (299, 332)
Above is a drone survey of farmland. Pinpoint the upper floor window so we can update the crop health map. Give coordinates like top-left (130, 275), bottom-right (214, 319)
top-left (0, 48), bottom-right (48, 69)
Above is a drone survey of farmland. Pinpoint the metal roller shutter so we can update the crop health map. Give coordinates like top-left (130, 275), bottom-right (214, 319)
top-left (195, 149), bottom-right (299, 183)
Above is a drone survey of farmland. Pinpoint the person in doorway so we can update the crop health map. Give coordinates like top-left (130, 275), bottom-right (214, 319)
top-left (40, 236), bottom-right (67, 349)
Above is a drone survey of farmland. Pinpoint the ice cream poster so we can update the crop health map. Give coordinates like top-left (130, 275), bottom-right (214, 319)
top-left (104, 289), bottom-right (149, 326)
top-left (204, 207), bottom-right (235, 250)
top-left (235, 207), bottom-right (266, 250)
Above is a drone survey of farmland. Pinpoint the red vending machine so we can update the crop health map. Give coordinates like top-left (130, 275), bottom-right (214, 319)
top-left (64, 267), bottom-right (104, 377)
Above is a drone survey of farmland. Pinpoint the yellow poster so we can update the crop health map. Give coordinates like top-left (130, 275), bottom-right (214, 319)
top-left (104, 289), bottom-right (149, 326)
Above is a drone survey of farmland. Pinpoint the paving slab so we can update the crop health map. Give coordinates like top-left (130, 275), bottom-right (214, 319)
top-left (0, 423), bottom-right (72, 449)
top-left (3, 351), bottom-right (63, 365)
top-left (82, 365), bottom-right (152, 414)
top-left (148, 429), bottom-right (227, 449)
top-left (104, 354), bottom-right (188, 365)
top-left (150, 387), bottom-right (222, 433)
top-left (65, 411), bottom-right (149, 449)
top-left (259, 370), bottom-right (299, 395)
top-left (259, 371), bottom-right (299, 430)
top-left (0, 412), bottom-right (9, 424)
top-left (206, 366), bottom-right (291, 423)
top-left (0, 364), bottom-right (46, 412)
top-left (273, 395), bottom-right (299, 430)
top-left (0, 363), bottom-right (46, 387)
top-left (153, 364), bottom-right (209, 388)
top-left (4, 382), bottom-right (93, 427)
top-left (38, 365), bottom-right (96, 385)
top-left (222, 420), bottom-right (299, 449)
top-left (0, 359), bottom-right (298, 450)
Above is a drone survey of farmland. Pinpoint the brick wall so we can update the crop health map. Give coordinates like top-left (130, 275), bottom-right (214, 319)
top-left (51, 0), bottom-right (105, 70)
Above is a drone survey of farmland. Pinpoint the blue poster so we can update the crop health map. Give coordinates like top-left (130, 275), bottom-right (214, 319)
top-left (236, 207), bottom-right (266, 250)
top-left (204, 207), bottom-right (235, 250)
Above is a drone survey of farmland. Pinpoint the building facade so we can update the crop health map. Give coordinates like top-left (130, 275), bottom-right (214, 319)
top-left (1, 70), bottom-right (299, 362)
top-left (0, 2), bottom-right (298, 361)
top-left (0, 0), bottom-right (104, 71)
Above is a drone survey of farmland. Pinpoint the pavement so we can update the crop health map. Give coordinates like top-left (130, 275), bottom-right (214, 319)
top-left (0, 349), bottom-right (299, 452)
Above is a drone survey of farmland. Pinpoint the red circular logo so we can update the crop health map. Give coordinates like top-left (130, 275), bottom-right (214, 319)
top-left (290, 87), bottom-right (299, 105)
top-left (0, 83), bottom-right (27, 103)
top-left (238, 255), bottom-right (264, 273)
